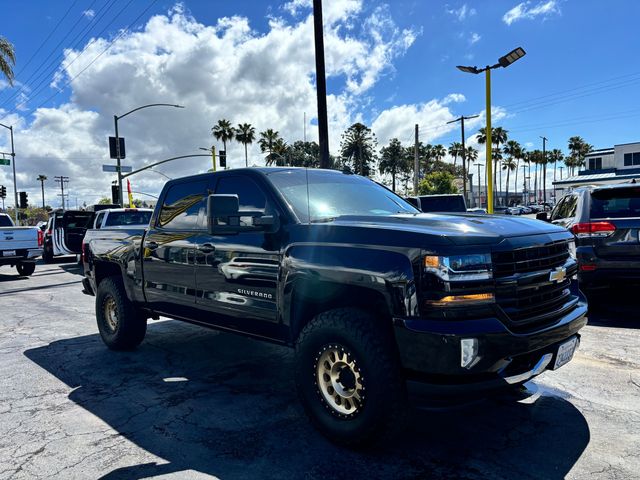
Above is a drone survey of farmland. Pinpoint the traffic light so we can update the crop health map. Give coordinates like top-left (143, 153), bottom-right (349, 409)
top-left (219, 150), bottom-right (226, 168)
top-left (0, 185), bottom-right (5, 199)
top-left (111, 184), bottom-right (120, 205)
top-left (19, 191), bottom-right (28, 209)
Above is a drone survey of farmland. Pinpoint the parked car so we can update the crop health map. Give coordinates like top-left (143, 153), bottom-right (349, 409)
top-left (43, 209), bottom-right (94, 262)
top-left (466, 207), bottom-right (487, 214)
top-left (404, 194), bottom-right (467, 213)
top-left (84, 168), bottom-right (586, 446)
top-left (537, 183), bottom-right (640, 293)
top-left (0, 213), bottom-right (43, 276)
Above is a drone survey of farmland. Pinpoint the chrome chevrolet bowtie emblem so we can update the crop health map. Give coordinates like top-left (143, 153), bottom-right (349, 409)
top-left (549, 266), bottom-right (567, 283)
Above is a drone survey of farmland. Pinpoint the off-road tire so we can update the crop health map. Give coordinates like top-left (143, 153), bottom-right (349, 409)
top-left (294, 308), bottom-right (407, 447)
top-left (96, 277), bottom-right (146, 351)
top-left (16, 262), bottom-right (36, 276)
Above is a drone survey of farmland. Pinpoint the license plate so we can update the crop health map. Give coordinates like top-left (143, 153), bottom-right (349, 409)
top-left (553, 337), bottom-right (578, 370)
top-left (2, 250), bottom-right (16, 257)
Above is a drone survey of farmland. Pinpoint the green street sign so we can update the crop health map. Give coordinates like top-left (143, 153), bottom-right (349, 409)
top-left (0, 159), bottom-right (10, 166)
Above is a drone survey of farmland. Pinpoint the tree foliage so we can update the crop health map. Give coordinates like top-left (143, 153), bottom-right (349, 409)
top-left (340, 123), bottom-right (377, 176)
top-left (417, 171), bottom-right (458, 195)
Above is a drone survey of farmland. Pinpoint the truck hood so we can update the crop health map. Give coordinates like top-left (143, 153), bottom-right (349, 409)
top-left (327, 213), bottom-right (567, 246)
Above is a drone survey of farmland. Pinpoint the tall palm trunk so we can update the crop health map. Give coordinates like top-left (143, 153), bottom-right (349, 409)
top-left (505, 168), bottom-right (510, 206)
top-left (244, 143), bottom-right (248, 167)
top-left (513, 158), bottom-right (520, 202)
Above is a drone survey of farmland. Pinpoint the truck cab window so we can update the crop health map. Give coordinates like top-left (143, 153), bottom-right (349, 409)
top-left (158, 180), bottom-right (209, 230)
top-left (214, 176), bottom-right (268, 211)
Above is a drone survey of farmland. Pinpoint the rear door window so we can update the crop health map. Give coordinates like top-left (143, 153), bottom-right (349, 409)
top-left (591, 187), bottom-right (640, 219)
top-left (105, 210), bottom-right (152, 227)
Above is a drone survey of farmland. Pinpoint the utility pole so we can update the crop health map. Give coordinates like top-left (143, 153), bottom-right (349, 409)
top-left (54, 176), bottom-right (69, 210)
top-left (540, 136), bottom-right (547, 203)
top-left (476, 163), bottom-right (483, 208)
top-left (313, 0), bottom-right (330, 169)
top-left (521, 164), bottom-right (528, 205)
top-left (559, 166), bottom-right (564, 180)
top-left (447, 114), bottom-right (479, 205)
top-left (0, 123), bottom-right (17, 223)
top-left (37, 175), bottom-right (47, 209)
top-left (414, 124), bottom-right (419, 194)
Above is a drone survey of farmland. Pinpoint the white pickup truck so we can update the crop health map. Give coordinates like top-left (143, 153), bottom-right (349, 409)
top-left (0, 213), bottom-right (43, 276)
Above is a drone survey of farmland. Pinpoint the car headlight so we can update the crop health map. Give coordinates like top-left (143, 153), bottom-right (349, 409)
top-left (424, 253), bottom-right (492, 282)
top-left (567, 239), bottom-right (576, 260)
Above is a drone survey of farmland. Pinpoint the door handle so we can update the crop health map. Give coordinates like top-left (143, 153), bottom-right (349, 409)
top-left (146, 241), bottom-right (159, 250)
top-left (197, 243), bottom-right (215, 254)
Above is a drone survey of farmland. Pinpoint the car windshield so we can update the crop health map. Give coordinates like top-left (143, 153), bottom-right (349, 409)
top-left (104, 210), bottom-right (152, 227)
top-left (267, 169), bottom-right (419, 222)
top-left (591, 187), bottom-right (640, 218)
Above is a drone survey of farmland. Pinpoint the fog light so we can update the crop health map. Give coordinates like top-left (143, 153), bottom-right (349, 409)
top-left (460, 338), bottom-right (479, 369)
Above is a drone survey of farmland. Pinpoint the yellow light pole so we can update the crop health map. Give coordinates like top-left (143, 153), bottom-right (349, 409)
top-left (456, 47), bottom-right (526, 214)
top-left (200, 146), bottom-right (216, 171)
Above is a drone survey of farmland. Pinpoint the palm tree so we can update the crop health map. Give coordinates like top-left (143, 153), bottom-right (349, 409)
top-left (0, 36), bottom-right (16, 86)
top-left (340, 123), bottom-right (377, 176)
top-left (258, 129), bottom-right (281, 163)
top-left (547, 148), bottom-right (564, 196)
top-left (266, 138), bottom-right (289, 166)
top-left (380, 138), bottom-right (408, 192)
top-left (235, 123), bottom-right (255, 167)
top-left (212, 119), bottom-right (235, 160)
top-left (567, 136), bottom-right (593, 175)
top-left (514, 146), bottom-right (527, 201)
top-left (502, 140), bottom-right (522, 205)
top-left (432, 144), bottom-right (446, 162)
top-left (448, 142), bottom-right (463, 168)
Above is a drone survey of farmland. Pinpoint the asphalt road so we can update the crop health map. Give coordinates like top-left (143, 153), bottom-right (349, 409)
top-left (0, 259), bottom-right (638, 479)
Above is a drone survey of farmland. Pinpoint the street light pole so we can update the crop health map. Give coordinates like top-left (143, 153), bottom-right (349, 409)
top-left (0, 123), bottom-right (17, 223)
top-left (456, 47), bottom-right (526, 214)
top-left (113, 103), bottom-right (184, 206)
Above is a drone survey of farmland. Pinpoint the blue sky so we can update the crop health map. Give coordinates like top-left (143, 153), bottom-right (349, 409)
top-left (0, 0), bottom-right (639, 205)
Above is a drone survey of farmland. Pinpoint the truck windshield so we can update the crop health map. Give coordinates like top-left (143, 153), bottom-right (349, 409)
top-left (104, 210), bottom-right (152, 227)
top-left (267, 169), bottom-right (419, 222)
top-left (591, 187), bottom-right (640, 219)
top-left (0, 215), bottom-right (12, 227)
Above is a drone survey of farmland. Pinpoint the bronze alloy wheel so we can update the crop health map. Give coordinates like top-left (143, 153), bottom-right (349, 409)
top-left (104, 296), bottom-right (119, 333)
top-left (316, 345), bottom-right (365, 417)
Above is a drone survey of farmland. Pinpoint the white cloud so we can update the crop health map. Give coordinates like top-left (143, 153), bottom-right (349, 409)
top-left (0, 2), bottom-right (418, 208)
top-left (446, 4), bottom-right (476, 22)
top-left (82, 9), bottom-right (95, 19)
top-left (503, 1), bottom-right (560, 26)
top-left (469, 32), bottom-right (481, 44)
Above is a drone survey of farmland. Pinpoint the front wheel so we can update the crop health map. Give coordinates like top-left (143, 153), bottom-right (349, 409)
top-left (16, 262), bottom-right (36, 276)
top-left (294, 308), bottom-right (407, 447)
top-left (95, 277), bottom-right (147, 351)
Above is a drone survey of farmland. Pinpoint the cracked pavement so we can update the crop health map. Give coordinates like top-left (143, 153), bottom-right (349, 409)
top-left (0, 259), bottom-right (638, 479)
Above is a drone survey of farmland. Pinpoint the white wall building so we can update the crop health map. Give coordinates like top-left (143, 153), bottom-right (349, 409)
top-left (554, 141), bottom-right (640, 189)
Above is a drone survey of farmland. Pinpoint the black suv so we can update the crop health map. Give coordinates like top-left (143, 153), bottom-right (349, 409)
top-left (405, 194), bottom-right (467, 213)
top-left (538, 183), bottom-right (640, 292)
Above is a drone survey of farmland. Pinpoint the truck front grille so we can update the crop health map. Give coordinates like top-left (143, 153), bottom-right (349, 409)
top-left (492, 240), bottom-right (569, 276)
top-left (492, 241), bottom-right (578, 332)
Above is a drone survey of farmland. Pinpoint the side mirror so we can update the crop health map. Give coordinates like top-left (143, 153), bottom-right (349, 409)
top-left (536, 212), bottom-right (549, 222)
top-left (207, 194), bottom-right (279, 235)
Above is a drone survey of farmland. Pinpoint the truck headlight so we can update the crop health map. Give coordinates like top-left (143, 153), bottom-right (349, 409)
top-left (567, 239), bottom-right (576, 260)
top-left (424, 253), bottom-right (492, 282)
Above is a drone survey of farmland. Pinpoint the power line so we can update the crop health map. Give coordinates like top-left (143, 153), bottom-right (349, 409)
top-left (3, 0), bottom-right (127, 113)
top-left (0, 0), bottom-right (106, 109)
top-left (9, 0), bottom-right (158, 116)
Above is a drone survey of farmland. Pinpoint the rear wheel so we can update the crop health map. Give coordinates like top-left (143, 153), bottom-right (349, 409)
top-left (294, 308), bottom-right (407, 447)
top-left (16, 262), bottom-right (36, 276)
top-left (96, 277), bottom-right (146, 350)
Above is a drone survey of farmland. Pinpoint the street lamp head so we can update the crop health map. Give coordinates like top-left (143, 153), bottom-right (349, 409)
top-left (174, 105), bottom-right (185, 109)
top-left (456, 65), bottom-right (481, 75)
top-left (498, 47), bottom-right (526, 68)
top-left (199, 147), bottom-right (212, 152)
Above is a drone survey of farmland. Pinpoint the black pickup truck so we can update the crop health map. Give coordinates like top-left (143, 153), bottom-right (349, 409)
top-left (83, 167), bottom-right (587, 445)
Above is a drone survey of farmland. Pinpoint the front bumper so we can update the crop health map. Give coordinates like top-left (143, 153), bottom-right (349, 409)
top-left (393, 295), bottom-right (587, 398)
